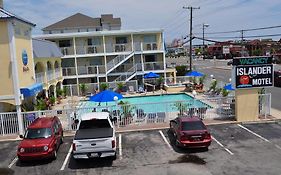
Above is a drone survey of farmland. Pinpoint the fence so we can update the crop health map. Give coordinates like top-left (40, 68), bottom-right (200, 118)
top-left (63, 80), bottom-right (138, 96)
top-left (0, 94), bottom-right (271, 136)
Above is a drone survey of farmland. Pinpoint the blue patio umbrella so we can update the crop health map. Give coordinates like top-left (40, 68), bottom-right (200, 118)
top-left (185, 71), bottom-right (204, 77)
top-left (89, 90), bottom-right (123, 102)
top-left (144, 72), bottom-right (160, 79)
top-left (224, 83), bottom-right (235, 91)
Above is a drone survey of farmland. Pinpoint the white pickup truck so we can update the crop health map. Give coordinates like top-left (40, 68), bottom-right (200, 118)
top-left (72, 112), bottom-right (116, 160)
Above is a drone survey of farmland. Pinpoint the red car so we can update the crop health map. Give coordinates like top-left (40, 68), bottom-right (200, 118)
top-left (169, 116), bottom-right (211, 149)
top-left (17, 116), bottom-right (63, 162)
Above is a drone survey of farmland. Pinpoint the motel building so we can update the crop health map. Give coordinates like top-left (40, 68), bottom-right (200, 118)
top-left (0, 2), bottom-right (63, 119)
top-left (36, 13), bottom-right (176, 95)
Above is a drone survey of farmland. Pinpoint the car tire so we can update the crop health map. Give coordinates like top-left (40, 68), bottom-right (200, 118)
top-left (60, 132), bottom-right (64, 144)
top-left (111, 152), bottom-right (117, 160)
top-left (52, 148), bottom-right (57, 160)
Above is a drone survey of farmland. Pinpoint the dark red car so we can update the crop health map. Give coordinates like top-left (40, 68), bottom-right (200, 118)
top-left (17, 116), bottom-right (63, 162)
top-left (274, 70), bottom-right (281, 87)
top-left (169, 116), bottom-right (211, 149)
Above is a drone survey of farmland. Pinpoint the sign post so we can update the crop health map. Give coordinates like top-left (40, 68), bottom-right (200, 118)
top-left (232, 56), bottom-right (273, 122)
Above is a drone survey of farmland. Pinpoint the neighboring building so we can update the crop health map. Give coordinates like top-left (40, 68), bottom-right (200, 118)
top-left (36, 28), bottom-right (175, 95)
top-left (42, 13), bottom-right (121, 34)
top-left (33, 39), bottom-right (64, 99)
top-left (207, 41), bottom-right (243, 59)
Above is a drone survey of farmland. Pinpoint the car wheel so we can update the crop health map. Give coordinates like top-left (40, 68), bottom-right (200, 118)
top-left (52, 148), bottom-right (57, 160)
top-left (60, 132), bottom-right (64, 144)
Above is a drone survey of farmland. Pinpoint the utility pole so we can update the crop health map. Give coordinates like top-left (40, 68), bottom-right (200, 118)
top-left (183, 6), bottom-right (200, 71)
top-left (202, 23), bottom-right (209, 58)
top-left (241, 30), bottom-right (244, 57)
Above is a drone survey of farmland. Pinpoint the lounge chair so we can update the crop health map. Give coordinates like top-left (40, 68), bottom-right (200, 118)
top-left (147, 113), bottom-right (157, 123)
top-left (137, 86), bottom-right (145, 93)
top-left (156, 112), bottom-right (166, 123)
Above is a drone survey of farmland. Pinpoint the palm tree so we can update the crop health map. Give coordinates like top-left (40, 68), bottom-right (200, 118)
top-left (79, 83), bottom-right (88, 96)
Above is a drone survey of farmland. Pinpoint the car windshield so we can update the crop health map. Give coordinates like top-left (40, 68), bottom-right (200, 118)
top-left (24, 128), bottom-right (52, 139)
top-left (79, 119), bottom-right (110, 129)
top-left (182, 121), bottom-right (206, 131)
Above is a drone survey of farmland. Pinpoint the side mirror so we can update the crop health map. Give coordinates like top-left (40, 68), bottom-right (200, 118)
top-left (19, 135), bottom-right (24, 139)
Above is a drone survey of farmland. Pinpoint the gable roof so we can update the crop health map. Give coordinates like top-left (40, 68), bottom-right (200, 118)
top-left (32, 39), bottom-right (63, 58)
top-left (0, 8), bottom-right (35, 26)
top-left (42, 13), bottom-right (101, 31)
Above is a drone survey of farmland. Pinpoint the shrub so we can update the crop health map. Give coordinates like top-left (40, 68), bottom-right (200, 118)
top-left (100, 83), bottom-right (109, 91)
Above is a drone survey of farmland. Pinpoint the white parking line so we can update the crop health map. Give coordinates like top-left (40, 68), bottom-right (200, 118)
top-left (238, 124), bottom-right (281, 151)
top-left (60, 145), bottom-right (73, 171)
top-left (119, 134), bottom-right (122, 160)
top-left (8, 157), bottom-right (18, 168)
top-left (159, 130), bottom-right (173, 150)
top-left (237, 124), bottom-right (270, 142)
top-left (212, 136), bottom-right (234, 155)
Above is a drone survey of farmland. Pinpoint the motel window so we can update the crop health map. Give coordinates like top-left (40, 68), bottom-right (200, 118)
top-left (116, 37), bottom-right (127, 44)
top-left (88, 38), bottom-right (101, 46)
top-left (143, 35), bottom-right (156, 43)
top-left (59, 40), bottom-right (71, 47)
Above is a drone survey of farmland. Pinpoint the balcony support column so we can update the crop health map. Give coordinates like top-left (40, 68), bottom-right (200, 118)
top-left (73, 37), bottom-right (80, 96)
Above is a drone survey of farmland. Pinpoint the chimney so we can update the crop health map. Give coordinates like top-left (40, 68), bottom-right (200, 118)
top-left (0, 0), bottom-right (3, 8)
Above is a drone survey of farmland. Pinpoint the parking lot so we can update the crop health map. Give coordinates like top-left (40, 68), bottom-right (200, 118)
top-left (1, 122), bottom-right (281, 175)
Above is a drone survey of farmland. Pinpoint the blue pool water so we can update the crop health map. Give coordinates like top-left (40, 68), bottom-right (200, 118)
top-left (80, 93), bottom-right (210, 113)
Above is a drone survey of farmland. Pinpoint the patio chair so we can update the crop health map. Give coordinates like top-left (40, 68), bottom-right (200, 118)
top-left (187, 108), bottom-right (196, 117)
top-left (137, 86), bottom-right (145, 93)
top-left (128, 86), bottom-right (135, 94)
top-left (147, 113), bottom-right (157, 123)
top-left (156, 112), bottom-right (166, 123)
top-left (135, 108), bottom-right (146, 123)
top-left (197, 107), bottom-right (208, 120)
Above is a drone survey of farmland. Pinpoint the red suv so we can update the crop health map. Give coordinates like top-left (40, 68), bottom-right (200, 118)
top-left (17, 116), bottom-right (63, 162)
top-left (169, 116), bottom-right (211, 149)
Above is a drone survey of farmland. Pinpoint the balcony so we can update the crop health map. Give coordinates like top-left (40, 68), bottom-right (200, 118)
top-left (60, 47), bottom-right (74, 56)
top-left (75, 45), bottom-right (104, 55)
top-left (55, 68), bottom-right (61, 79)
top-left (105, 43), bottom-right (132, 53)
top-left (76, 65), bottom-right (106, 76)
top-left (143, 62), bottom-right (164, 71)
top-left (35, 72), bottom-right (45, 84)
top-left (47, 70), bottom-right (54, 82)
top-left (143, 42), bottom-right (158, 51)
top-left (62, 67), bottom-right (76, 76)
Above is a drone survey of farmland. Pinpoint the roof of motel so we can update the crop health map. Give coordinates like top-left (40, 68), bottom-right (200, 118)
top-left (32, 39), bottom-right (63, 58)
top-left (34, 28), bottom-right (164, 39)
top-left (0, 7), bottom-right (35, 26)
top-left (42, 13), bottom-right (121, 31)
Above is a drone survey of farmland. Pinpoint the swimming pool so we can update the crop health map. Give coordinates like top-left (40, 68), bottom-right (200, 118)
top-left (80, 93), bottom-right (210, 113)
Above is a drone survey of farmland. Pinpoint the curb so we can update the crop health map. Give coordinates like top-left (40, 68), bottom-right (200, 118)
top-left (214, 67), bottom-right (232, 70)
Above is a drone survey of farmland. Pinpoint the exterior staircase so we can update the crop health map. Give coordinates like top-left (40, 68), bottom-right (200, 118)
top-left (106, 52), bottom-right (134, 74)
top-left (114, 65), bottom-right (137, 82)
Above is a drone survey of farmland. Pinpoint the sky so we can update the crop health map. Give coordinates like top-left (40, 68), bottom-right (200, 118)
top-left (4, 0), bottom-right (281, 44)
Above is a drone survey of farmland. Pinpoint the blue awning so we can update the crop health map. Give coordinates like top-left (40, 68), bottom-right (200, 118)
top-left (20, 83), bottom-right (43, 98)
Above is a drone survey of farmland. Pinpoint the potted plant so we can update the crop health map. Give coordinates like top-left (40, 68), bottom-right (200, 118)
top-left (79, 83), bottom-right (88, 96)
top-left (222, 88), bottom-right (230, 97)
top-left (49, 96), bottom-right (56, 106)
top-left (35, 99), bottom-right (47, 111)
top-left (62, 86), bottom-right (67, 98)
top-left (116, 82), bottom-right (124, 93)
top-left (100, 83), bottom-right (109, 91)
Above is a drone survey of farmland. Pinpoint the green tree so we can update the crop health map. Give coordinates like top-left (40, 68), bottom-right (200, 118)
top-left (222, 88), bottom-right (230, 97)
top-left (252, 49), bottom-right (262, 56)
top-left (175, 65), bottom-right (188, 76)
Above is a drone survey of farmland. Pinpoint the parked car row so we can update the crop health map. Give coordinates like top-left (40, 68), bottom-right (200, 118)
top-left (16, 112), bottom-right (211, 163)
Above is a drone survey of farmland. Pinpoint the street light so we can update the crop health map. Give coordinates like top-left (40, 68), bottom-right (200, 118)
top-left (203, 23), bottom-right (209, 58)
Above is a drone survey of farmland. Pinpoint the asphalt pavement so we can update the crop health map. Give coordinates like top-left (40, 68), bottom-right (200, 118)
top-left (2, 122), bottom-right (281, 175)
